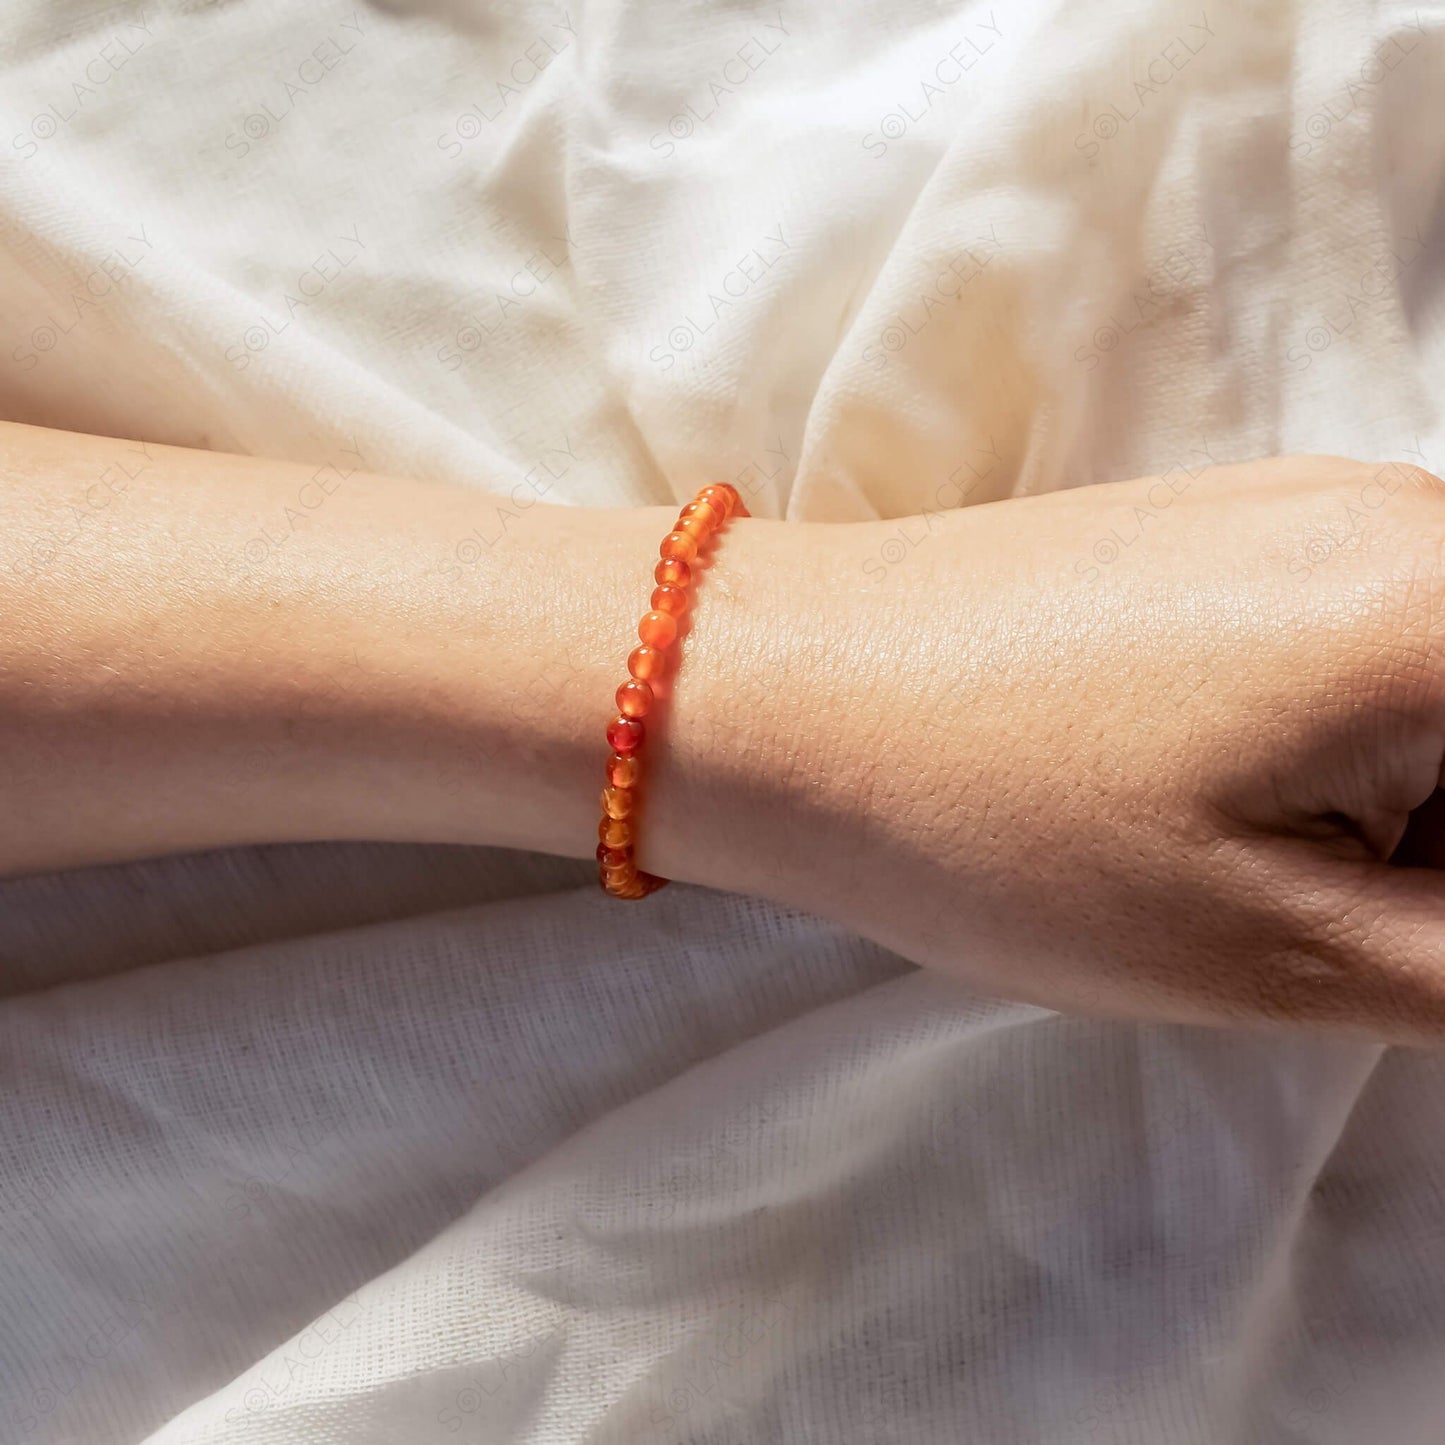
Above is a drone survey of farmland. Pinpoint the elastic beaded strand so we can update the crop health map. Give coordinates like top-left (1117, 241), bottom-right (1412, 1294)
top-left (597, 482), bottom-right (747, 898)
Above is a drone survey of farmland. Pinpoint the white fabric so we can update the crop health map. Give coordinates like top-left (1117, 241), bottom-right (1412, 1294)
top-left (3, 0), bottom-right (1445, 1440)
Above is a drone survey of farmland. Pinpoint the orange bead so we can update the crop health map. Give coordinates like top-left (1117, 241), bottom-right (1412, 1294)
top-left (638, 610), bottom-right (677, 648)
top-left (616, 679), bottom-right (653, 718)
top-left (628, 645), bottom-right (666, 682)
top-left (606, 752), bottom-right (640, 788)
top-left (599, 484), bottom-right (752, 902)
top-left (659, 530), bottom-right (698, 565)
top-left (651, 584), bottom-right (688, 616)
top-left (699, 484), bottom-right (737, 518)
top-left (606, 714), bottom-right (644, 754)
top-left (680, 499), bottom-right (721, 529)
top-left (602, 785), bottom-right (635, 819)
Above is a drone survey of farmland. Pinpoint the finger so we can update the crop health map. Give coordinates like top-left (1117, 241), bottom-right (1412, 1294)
top-left (1266, 846), bottom-right (1445, 1041)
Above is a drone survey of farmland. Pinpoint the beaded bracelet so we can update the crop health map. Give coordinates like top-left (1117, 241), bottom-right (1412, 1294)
top-left (597, 481), bottom-right (748, 898)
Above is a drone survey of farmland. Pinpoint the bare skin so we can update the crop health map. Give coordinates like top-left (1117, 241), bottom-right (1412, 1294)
top-left (5, 420), bottom-right (1445, 1040)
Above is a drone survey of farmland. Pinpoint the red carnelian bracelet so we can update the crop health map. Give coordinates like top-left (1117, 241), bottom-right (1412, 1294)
top-left (597, 481), bottom-right (749, 898)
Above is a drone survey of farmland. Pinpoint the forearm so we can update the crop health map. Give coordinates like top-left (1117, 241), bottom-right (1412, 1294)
top-left (0, 420), bottom-right (858, 890)
top-left (18, 420), bottom-right (1442, 1038)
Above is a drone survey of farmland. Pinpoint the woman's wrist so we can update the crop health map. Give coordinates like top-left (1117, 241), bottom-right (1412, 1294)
top-left (640, 516), bottom-right (897, 904)
top-left (395, 494), bottom-right (904, 913)
top-left (404, 499), bottom-right (872, 903)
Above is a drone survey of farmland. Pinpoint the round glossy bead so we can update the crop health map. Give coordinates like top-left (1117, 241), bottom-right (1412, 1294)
top-left (638, 610), bottom-right (678, 648)
top-left (679, 499), bottom-right (721, 529)
top-left (651, 584), bottom-right (688, 616)
top-left (616, 678), bottom-right (653, 718)
top-left (659, 530), bottom-right (698, 565)
top-left (606, 752), bottom-right (640, 788)
top-left (600, 481), bottom-right (751, 902)
top-left (601, 786), bottom-right (635, 819)
top-left (628, 645), bottom-right (666, 682)
top-left (699, 484), bottom-right (737, 518)
top-left (606, 714), bottom-right (644, 754)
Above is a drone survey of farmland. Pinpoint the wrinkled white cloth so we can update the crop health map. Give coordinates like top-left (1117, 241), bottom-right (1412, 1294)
top-left (3, 0), bottom-right (1445, 1441)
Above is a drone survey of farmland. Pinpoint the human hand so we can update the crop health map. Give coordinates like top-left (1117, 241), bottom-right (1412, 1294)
top-left (673, 455), bottom-right (1445, 1041)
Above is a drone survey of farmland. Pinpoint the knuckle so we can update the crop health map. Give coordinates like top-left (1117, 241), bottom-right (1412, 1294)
top-left (1388, 462), bottom-right (1445, 502)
